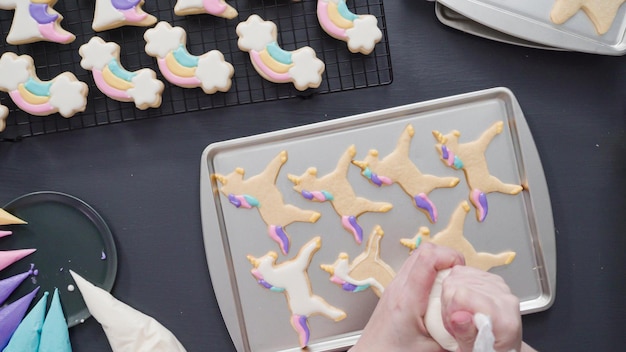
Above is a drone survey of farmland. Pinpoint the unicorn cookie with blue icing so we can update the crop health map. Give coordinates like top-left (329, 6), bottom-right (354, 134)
top-left (317, 0), bottom-right (382, 54)
top-left (92, 0), bottom-right (156, 32)
top-left (236, 14), bottom-right (325, 91)
top-left (0, 52), bottom-right (88, 118)
top-left (144, 21), bottom-right (234, 94)
top-left (79, 36), bottom-right (164, 110)
top-left (0, 0), bottom-right (75, 44)
top-left (432, 121), bottom-right (523, 222)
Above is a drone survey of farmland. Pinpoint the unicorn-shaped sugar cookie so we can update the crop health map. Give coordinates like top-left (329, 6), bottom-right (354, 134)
top-left (174, 0), bottom-right (237, 19)
top-left (0, 52), bottom-right (88, 118)
top-left (247, 237), bottom-right (346, 348)
top-left (212, 151), bottom-right (321, 255)
top-left (432, 121), bottom-right (523, 222)
top-left (92, 0), bottom-right (157, 32)
top-left (144, 22), bottom-right (234, 94)
top-left (236, 14), bottom-right (325, 91)
top-left (320, 225), bottom-right (395, 297)
top-left (0, 0), bottom-right (75, 44)
top-left (400, 201), bottom-right (516, 271)
top-left (288, 145), bottom-right (393, 244)
top-left (79, 37), bottom-right (164, 110)
top-left (550, 0), bottom-right (625, 35)
top-left (316, 0), bottom-right (382, 54)
top-left (352, 124), bottom-right (460, 223)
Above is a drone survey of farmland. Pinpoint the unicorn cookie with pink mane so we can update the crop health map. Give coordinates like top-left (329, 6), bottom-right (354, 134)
top-left (92, 0), bottom-right (156, 31)
top-left (174, 0), bottom-right (237, 19)
top-left (317, 0), bottom-right (382, 54)
top-left (0, 0), bottom-right (75, 44)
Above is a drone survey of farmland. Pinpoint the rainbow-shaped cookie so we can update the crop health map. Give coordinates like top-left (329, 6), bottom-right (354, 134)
top-left (316, 0), bottom-right (382, 54)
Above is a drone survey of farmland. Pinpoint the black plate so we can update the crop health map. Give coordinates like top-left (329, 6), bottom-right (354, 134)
top-left (1, 191), bottom-right (117, 327)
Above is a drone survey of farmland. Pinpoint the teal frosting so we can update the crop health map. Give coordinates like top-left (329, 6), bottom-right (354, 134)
top-left (108, 59), bottom-right (136, 82)
top-left (337, 0), bottom-right (359, 21)
top-left (3, 291), bottom-right (49, 352)
top-left (38, 289), bottom-right (72, 352)
top-left (173, 44), bottom-right (199, 68)
top-left (24, 77), bottom-right (51, 97)
top-left (266, 42), bottom-right (292, 65)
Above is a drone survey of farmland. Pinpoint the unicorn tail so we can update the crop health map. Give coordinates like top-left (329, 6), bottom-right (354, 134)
top-left (341, 215), bottom-right (363, 244)
top-left (290, 314), bottom-right (310, 348)
top-left (414, 193), bottom-right (438, 223)
top-left (470, 189), bottom-right (488, 222)
top-left (268, 225), bottom-right (290, 255)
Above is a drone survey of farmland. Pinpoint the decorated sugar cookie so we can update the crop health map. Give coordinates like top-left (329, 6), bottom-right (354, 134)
top-left (288, 145), bottom-right (393, 244)
top-left (400, 201), bottom-right (516, 271)
top-left (212, 151), bottom-right (321, 255)
top-left (144, 22), bottom-right (234, 94)
top-left (174, 0), bottom-right (237, 18)
top-left (316, 0), bottom-right (382, 54)
top-left (92, 0), bottom-right (157, 32)
top-left (0, 52), bottom-right (88, 118)
top-left (550, 0), bottom-right (625, 35)
top-left (236, 14), bottom-right (325, 91)
top-left (79, 37), bottom-right (164, 110)
top-left (0, 104), bottom-right (8, 132)
top-left (432, 121), bottom-right (523, 222)
top-left (0, 0), bottom-right (75, 45)
top-left (353, 124), bottom-right (460, 223)
top-left (320, 225), bottom-right (395, 297)
top-left (247, 237), bottom-right (346, 348)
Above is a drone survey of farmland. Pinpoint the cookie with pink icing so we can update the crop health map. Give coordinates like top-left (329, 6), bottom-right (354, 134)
top-left (92, 0), bottom-right (157, 32)
top-left (0, 52), bottom-right (88, 118)
top-left (317, 0), bottom-right (382, 54)
top-left (79, 37), bottom-right (164, 110)
top-left (144, 22), bottom-right (234, 94)
top-left (0, 0), bottom-right (75, 44)
top-left (174, 0), bottom-right (237, 19)
top-left (237, 14), bottom-right (326, 91)
top-left (0, 104), bottom-right (8, 132)
top-left (247, 236), bottom-right (346, 348)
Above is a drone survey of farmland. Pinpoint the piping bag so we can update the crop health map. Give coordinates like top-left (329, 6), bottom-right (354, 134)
top-left (425, 269), bottom-right (497, 352)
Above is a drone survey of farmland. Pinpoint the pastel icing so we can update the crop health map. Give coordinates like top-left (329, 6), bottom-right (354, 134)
top-left (0, 0), bottom-right (75, 44)
top-left (39, 288), bottom-right (71, 352)
top-left (79, 37), bottom-right (164, 110)
top-left (237, 15), bottom-right (325, 91)
top-left (341, 215), bottom-right (363, 244)
top-left (3, 291), bottom-right (48, 352)
top-left (69, 270), bottom-right (187, 352)
top-left (0, 52), bottom-right (88, 118)
top-left (414, 193), bottom-right (438, 223)
top-left (92, 0), bottom-right (156, 32)
top-left (0, 287), bottom-right (40, 349)
top-left (0, 231), bottom-right (12, 238)
top-left (0, 249), bottom-right (36, 272)
top-left (173, 0), bottom-right (237, 19)
top-left (0, 267), bottom-right (35, 304)
top-left (144, 22), bottom-right (234, 94)
top-left (316, 0), bottom-right (382, 54)
top-left (470, 189), bottom-right (488, 223)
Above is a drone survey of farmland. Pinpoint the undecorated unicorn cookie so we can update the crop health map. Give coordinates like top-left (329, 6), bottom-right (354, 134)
top-left (212, 151), bottom-right (321, 255)
top-left (0, 0), bottom-right (75, 44)
top-left (352, 124), bottom-right (460, 223)
top-left (550, 0), bottom-right (625, 35)
top-left (316, 0), bottom-right (382, 54)
top-left (144, 22), bottom-right (234, 94)
top-left (0, 105), bottom-right (8, 132)
top-left (320, 225), bottom-right (395, 297)
top-left (92, 0), bottom-right (157, 32)
top-left (432, 121), bottom-right (523, 222)
top-left (288, 145), bottom-right (393, 244)
top-left (247, 236), bottom-right (346, 348)
top-left (79, 36), bottom-right (164, 110)
top-left (174, 0), bottom-right (237, 19)
top-left (400, 201), bottom-right (516, 271)
top-left (0, 52), bottom-right (88, 118)
top-left (237, 14), bottom-right (325, 91)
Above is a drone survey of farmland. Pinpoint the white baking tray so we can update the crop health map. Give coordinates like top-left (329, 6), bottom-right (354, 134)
top-left (200, 87), bottom-right (556, 351)
top-left (436, 0), bottom-right (626, 55)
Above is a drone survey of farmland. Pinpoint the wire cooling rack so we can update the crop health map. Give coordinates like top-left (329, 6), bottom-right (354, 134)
top-left (0, 0), bottom-right (392, 139)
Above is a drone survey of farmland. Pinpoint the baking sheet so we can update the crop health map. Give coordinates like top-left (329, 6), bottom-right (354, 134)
top-left (200, 87), bottom-right (556, 352)
top-left (436, 0), bottom-right (626, 55)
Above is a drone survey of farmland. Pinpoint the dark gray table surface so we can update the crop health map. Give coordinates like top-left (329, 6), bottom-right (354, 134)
top-left (1, 1), bottom-right (625, 351)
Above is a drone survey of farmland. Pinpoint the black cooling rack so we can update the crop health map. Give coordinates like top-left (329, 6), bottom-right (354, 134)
top-left (0, 0), bottom-right (392, 139)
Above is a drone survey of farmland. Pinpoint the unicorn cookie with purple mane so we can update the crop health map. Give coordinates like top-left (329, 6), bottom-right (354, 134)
top-left (92, 0), bottom-right (156, 32)
top-left (247, 237), bottom-right (346, 348)
top-left (0, 0), bottom-right (75, 44)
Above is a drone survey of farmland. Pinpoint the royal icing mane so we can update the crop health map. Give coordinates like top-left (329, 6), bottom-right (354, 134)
top-left (92, 0), bottom-right (156, 31)
top-left (0, 52), bottom-right (88, 118)
top-left (79, 36), bottom-right (164, 110)
top-left (0, 0), bottom-right (75, 44)
top-left (316, 0), bottom-right (382, 54)
top-left (236, 14), bottom-right (326, 91)
top-left (144, 21), bottom-right (234, 94)
top-left (174, 0), bottom-right (237, 18)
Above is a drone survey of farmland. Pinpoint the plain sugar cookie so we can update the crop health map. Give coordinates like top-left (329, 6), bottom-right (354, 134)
top-left (550, 0), bottom-right (625, 35)
top-left (92, 0), bottom-right (157, 32)
top-left (0, 0), bottom-right (75, 44)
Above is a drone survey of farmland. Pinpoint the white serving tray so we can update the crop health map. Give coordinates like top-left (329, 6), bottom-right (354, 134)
top-left (200, 87), bottom-right (556, 351)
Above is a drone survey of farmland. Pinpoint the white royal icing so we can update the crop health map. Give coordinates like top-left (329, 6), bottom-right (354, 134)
top-left (79, 37), bottom-right (119, 71)
top-left (144, 22), bottom-right (185, 59)
top-left (0, 0), bottom-right (74, 44)
top-left (0, 104), bottom-right (8, 132)
top-left (127, 69), bottom-right (164, 109)
top-left (346, 15), bottom-right (382, 54)
top-left (48, 73), bottom-right (89, 117)
top-left (236, 15), bottom-right (276, 53)
top-left (331, 256), bottom-right (385, 293)
top-left (0, 52), bottom-right (31, 92)
top-left (289, 47), bottom-right (325, 91)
